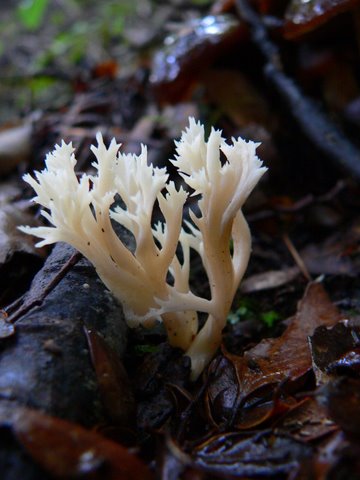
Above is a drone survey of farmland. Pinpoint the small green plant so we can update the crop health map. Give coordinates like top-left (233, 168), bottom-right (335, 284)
top-left (260, 310), bottom-right (280, 328)
top-left (227, 300), bottom-right (281, 328)
top-left (134, 344), bottom-right (161, 355)
top-left (17, 0), bottom-right (49, 31)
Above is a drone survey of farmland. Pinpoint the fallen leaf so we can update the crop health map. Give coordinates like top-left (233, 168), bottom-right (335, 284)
top-left (0, 312), bottom-right (15, 339)
top-left (0, 123), bottom-right (32, 175)
top-left (284, 0), bottom-right (359, 39)
top-left (207, 282), bottom-right (342, 424)
top-left (191, 430), bottom-right (312, 477)
top-left (310, 321), bottom-right (360, 383)
top-left (274, 397), bottom-right (337, 442)
top-left (0, 406), bottom-right (153, 479)
top-left (240, 266), bottom-right (300, 293)
top-left (234, 395), bottom-right (297, 430)
top-left (234, 282), bottom-right (342, 392)
top-left (85, 328), bottom-right (136, 427)
top-left (317, 377), bottom-right (360, 438)
top-left (150, 14), bottom-right (247, 103)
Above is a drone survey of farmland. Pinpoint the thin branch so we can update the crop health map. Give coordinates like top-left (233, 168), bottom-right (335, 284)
top-left (235, 0), bottom-right (360, 180)
top-left (6, 251), bottom-right (82, 323)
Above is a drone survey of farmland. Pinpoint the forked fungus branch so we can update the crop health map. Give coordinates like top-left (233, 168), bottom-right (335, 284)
top-left (20, 118), bottom-right (266, 380)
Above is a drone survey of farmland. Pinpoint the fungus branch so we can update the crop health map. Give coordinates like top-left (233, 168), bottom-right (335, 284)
top-left (20, 118), bottom-right (266, 380)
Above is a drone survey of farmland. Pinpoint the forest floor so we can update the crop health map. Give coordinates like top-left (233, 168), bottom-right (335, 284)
top-left (1, 0), bottom-right (360, 479)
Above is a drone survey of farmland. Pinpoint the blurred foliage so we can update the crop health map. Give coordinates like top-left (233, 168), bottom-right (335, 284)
top-left (17, 0), bottom-right (49, 31)
top-left (0, 0), bottom-right (147, 121)
top-left (0, 0), bottom-right (210, 122)
top-left (8, 0), bottom-right (137, 68)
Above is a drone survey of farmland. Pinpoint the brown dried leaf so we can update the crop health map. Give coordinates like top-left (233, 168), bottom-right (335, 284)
top-left (231, 282), bottom-right (342, 394)
top-left (3, 407), bottom-right (153, 479)
top-left (234, 395), bottom-right (298, 430)
top-left (275, 397), bottom-right (337, 441)
top-left (207, 282), bottom-right (342, 424)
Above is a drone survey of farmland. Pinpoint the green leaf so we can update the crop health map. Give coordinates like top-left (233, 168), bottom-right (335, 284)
top-left (18, 0), bottom-right (49, 31)
top-left (29, 76), bottom-right (55, 94)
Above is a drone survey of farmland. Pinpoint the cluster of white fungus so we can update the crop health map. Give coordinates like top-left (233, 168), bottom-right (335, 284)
top-left (20, 118), bottom-right (267, 380)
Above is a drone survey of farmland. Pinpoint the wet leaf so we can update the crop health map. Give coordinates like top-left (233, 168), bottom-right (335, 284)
top-left (191, 430), bottom-right (312, 477)
top-left (275, 398), bottom-right (337, 441)
top-left (0, 242), bottom-right (127, 429)
top-left (234, 395), bottom-right (298, 430)
top-left (292, 430), bottom-right (346, 479)
top-left (284, 0), bottom-right (359, 39)
top-left (207, 282), bottom-right (342, 424)
top-left (150, 14), bottom-right (247, 103)
top-left (317, 377), bottom-right (360, 438)
top-left (0, 313), bottom-right (15, 339)
top-left (1, 406), bottom-right (153, 479)
top-left (310, 321), bottom-right (360, 381)
top-left (85, 328), bottom-right (136, 427)
top-left (234, 282), bottom-right (341, 391)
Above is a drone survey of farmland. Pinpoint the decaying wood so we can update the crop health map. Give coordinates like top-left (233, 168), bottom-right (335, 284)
top-left (0, 242), bottom-right (128, 478)
top-left (1, 241), bottom-right (127, 421)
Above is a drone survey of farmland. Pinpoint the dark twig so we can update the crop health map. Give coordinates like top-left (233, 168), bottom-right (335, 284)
top-left (6, 251), bottom-right (82, 323)
top-left (235, 0), bottom-right (360, 180)
top-left (283, 233), bottom-right (312, 282)
top-left (247, 179), bottom-right (346, 222)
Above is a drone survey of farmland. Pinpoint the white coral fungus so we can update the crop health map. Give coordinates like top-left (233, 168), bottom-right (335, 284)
top-left (20, 118), bottom-right (267, 379)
